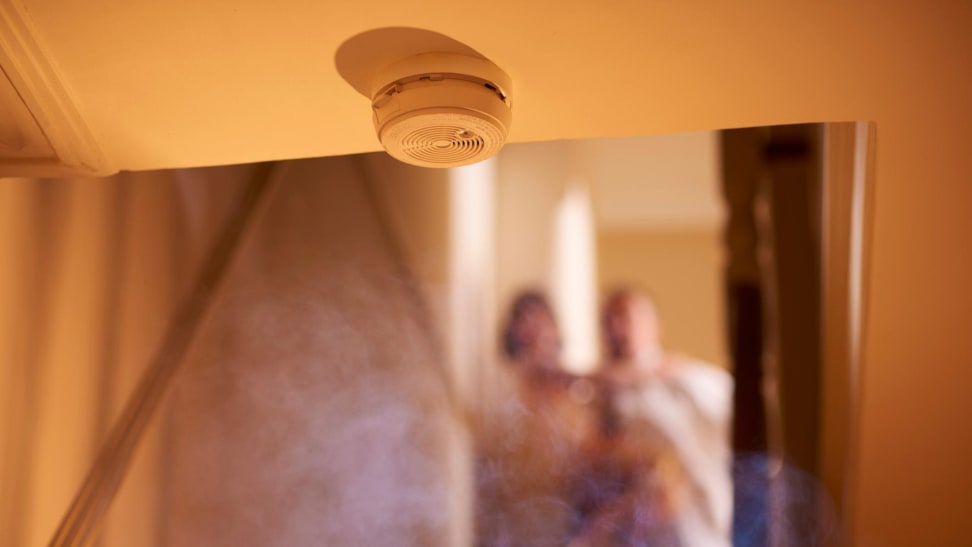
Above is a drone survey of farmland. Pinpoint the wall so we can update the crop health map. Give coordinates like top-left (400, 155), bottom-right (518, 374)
top-left (0, 158), bottom-right (468, 546)
top-left (494, 140), bottom-right (572, 320)
top-left (855, 116), bottom-right (972, 546)
top-left (495, 134), bottom-right (725, 371)
top-left (0, 166), bottom-right (255, 547)
top-left (494, 139), bottom-right (610, 374)
top-left (597, 228), bottom-right (727, 368)
top-left (586, 131), bottom-right (725, 369)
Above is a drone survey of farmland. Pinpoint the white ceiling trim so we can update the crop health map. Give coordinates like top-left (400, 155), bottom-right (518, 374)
top-left (0, 0), bottom-right (109, 175)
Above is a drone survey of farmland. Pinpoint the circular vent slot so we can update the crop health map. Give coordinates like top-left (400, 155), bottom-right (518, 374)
top-left (401, 125), bottom-right (488, 165)
top-left (381, 110), bottom-right (508, 168)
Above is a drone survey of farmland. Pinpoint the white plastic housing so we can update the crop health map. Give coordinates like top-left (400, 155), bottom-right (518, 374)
top-left (370, 53), bottom-right (512, 168)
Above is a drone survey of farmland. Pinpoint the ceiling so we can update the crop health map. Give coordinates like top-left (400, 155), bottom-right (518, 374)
top-left (500, 131), bottom-right (722, 231)
top-left (4, 2), bottom-right (972, 544)
top-left (576, 132), bottom-right (722, 231)
top-left (1, 1), bottom-right (961, 176)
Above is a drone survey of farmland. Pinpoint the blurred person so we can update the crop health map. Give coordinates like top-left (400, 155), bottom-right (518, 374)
top-left (573, 289), bottom-right (733, 547)
top-left (476, 291), bottom-right (598, 547)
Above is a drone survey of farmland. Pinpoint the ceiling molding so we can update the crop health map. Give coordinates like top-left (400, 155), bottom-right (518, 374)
top-left (0, 0), bottom-right (111, 176)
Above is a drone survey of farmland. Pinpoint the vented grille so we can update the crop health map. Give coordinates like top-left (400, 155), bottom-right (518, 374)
top-left (401, 125), bottom-right (487, 165)
top-left (381, 110), bottom-right (507, 168)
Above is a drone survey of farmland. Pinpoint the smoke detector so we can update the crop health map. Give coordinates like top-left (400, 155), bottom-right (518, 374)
top-left (370, 52), bottom-right (512, 168)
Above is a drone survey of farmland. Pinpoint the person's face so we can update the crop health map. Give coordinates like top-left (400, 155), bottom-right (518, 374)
top-left (606, 296), bottom-right (660, 360)
top-left (516, 304), bottom-right (561, 369)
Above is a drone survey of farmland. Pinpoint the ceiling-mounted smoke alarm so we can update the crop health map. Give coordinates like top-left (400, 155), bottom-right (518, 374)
top-left (370, 52), bottom-right (512, 168)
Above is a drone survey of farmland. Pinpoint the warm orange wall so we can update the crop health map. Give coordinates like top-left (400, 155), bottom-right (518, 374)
top-left (494, 141), bottom-right (571, 314)
top-left (597, 229), bottom-right (726, 369)
top-left (853, 121), bottom-right (972, 545)
top-left (0, 168), bottom-right (257, 547)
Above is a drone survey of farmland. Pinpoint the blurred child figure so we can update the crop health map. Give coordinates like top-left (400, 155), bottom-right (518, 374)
top-left (572, 289), bottom-right (733, 547)
top-left (476, 291), bottom-right (598, 546)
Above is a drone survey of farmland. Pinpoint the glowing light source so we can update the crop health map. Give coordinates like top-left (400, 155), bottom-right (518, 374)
top-left (552, 180), bottom-right (598, 373)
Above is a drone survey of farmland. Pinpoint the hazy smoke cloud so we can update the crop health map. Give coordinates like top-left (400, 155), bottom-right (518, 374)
top-left (157, 158), bottom-right (464, 547)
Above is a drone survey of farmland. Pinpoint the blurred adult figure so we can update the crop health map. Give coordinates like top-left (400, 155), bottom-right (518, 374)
top-left (575, 289), bottom-right (733, 546)
top-left (476, 291), bottom-right (597, 547)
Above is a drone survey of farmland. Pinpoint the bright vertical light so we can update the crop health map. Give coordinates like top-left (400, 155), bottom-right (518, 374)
top-left (449, 158), bottom-right (496, 399)
top-left (552, 180), bottom-right (599, 373)
top-left (447, 158), bottom-right (495, 547)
